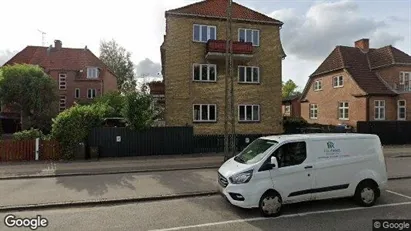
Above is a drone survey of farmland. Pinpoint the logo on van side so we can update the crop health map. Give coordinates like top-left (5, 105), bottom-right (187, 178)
top-left (324, 141), bottom-right (341, 154)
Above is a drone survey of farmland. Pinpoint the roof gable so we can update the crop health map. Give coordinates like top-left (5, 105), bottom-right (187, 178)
top-left (166, 0), bottom-right (282, 25)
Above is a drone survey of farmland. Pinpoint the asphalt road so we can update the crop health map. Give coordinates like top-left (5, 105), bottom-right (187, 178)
top-left (1, 179), bottom-right (411, 231)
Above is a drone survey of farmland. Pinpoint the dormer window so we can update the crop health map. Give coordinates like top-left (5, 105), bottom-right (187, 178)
top-left (87, 67), bottom-right (99, 79)
top-left (399, 72), bottom-right (410, 85)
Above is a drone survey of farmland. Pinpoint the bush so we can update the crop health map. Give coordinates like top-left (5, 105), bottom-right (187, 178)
top-left (283, 116), bottom-right (308, 126)
top-left (13, 128), bottom-right (44, 140)
top-left (51, 103), bottom-right (114, 160)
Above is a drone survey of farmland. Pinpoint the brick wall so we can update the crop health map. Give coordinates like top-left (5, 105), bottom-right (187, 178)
top-left (164, 16), bottom-right (284, 135)
top-left (301, 70), bottom-right (367, 127)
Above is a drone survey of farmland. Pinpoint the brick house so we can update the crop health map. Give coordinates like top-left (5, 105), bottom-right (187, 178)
top-left (282, 93), bottom-right (301, 117)
top-left (148, 81), bottom-right (165, 126)
top-left (300, 38), bottom-right (411, 128)
top-left (3, 40), bottom-right (118, 114)
top-left (161, 0), bottom-right (286, 135)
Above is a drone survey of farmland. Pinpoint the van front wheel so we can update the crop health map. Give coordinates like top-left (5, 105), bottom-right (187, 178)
top-left (259, 191), bottom-right (282, 217)
top-left (354, 181), bottom-right (378, 207)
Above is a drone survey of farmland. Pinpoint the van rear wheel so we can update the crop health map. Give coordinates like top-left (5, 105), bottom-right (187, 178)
top-left (259, 191), bottom-right (282, 217)
top-left (354, 181), bottom-right (378, 207)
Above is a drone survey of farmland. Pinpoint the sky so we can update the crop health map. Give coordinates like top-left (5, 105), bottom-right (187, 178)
top-left (0, 0), bottom-right (410, 91)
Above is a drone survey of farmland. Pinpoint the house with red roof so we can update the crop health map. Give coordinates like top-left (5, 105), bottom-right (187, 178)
top-left (161, 0), bottom-right (286, 135)
top-left (300, 38), bottom-right (411, 128)
top-left (2, 39), bottom-right (118, 113)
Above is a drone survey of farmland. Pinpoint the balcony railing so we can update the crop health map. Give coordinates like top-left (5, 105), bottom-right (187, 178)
top-left (206, 40), bottom-right (253, 55)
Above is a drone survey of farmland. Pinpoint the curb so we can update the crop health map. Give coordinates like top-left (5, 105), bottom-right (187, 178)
top-left (0, 165), bottom-right (221, 181)
top-left (0, 191), bottom-right (220, 213)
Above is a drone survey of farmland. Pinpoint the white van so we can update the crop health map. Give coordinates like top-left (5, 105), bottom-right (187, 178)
top-left (217, 133), bottom-right (388, 217)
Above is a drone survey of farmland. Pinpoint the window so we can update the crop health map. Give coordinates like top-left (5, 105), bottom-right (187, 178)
top-left (235, 139), bottom-right (279, 165)
top-left (75, 88), bottom-right (80, 99)
top-left (193, 104), bottom-right (217, 122)
top-left (374, 100), bottom-right (385, 120)
top-left (238, 28), bottom-right (260, 46)
top-left (193, 64), bottom-right (217, 81)
top-left (193, 24), bottom-right (216, 42)
top-left (338, 102), bottom-right (349, 120)
top-left (59, 74), bottom-right (66, 90)
top-left (309, 104), bottom-right (318, 119)
top-left (238, 105), bottom-right (260, 122)
top-left (313, 80), bottom-right (322, 91)
top-left (87, 67), bottom-right (99, 79)
top-left (398, 100), bottom-right (406, 120)
top-left (238, 66), bottom-right (259, 83)
top-left (399, 72), bottom-right (410, 85)
top-left (273, 142), bottom-right (307, 168)
top-left (59, 96), bottom-right (66, 112)
top-left (284, 105), bottom-right (291, 115)
top-left (333, 76), bottom-right (344, 88)
top-left (87, 89), bottom-right (96, 99)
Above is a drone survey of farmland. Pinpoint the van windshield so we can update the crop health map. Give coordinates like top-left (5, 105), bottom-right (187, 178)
top-left (234, 139), bottom-right (278, 164)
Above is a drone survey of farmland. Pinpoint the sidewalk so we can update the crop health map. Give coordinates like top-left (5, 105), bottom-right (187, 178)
top-left (0, 146), bottom-right (411, 179)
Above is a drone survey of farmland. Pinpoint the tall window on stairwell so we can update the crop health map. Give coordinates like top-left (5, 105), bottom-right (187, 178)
top-left (59, 96), bottom-right (66, 112)
top-left (399, 72), bottom-right (411, 91)
top-left (374, 100), bottom-right (385, 120)
top-left (193, 24), bottom-right (216, 43)
top-left (59, 74), bottom-right (67, 90)
top-left (309, 104), bottom-right (318, 119)
top-left (398, 100), bottom-right (406, 120)
top-left (338, 102), bottom-right (349, 120)
top-left (238, 28), bottom-right (260, 46)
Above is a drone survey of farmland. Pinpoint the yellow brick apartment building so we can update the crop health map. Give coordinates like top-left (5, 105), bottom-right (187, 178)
top-left (161, 0), bottom-right (286, 135)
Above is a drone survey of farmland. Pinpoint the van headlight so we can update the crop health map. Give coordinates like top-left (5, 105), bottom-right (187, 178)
top-left (229, 170), bottom-right (253, 184)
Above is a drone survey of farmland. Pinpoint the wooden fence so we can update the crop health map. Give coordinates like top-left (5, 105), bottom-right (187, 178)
top-left (0, 139), bottom-right (62, 162)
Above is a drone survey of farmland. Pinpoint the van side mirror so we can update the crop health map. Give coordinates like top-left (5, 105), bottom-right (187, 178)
top-left (270, 156), bottom-right (278, 168)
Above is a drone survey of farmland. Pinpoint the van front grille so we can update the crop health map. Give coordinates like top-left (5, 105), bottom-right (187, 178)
top-left (218, 172), bottom-right (228, 188)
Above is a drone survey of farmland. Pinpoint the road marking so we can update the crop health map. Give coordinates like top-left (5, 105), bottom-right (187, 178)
top-left (386, 190), bottom-right (411, 200)
top-left (149, 201), bottom-right (411, 231)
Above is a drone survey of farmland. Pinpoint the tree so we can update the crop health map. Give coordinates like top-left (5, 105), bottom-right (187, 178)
top-left (0, 64), bottom-right (58, 132)
top-left (99, 39), bottom-right (137, 92)
top-left (94, 91), bottom-right (125, 117)
top-left (282, 79), bottom-right (301, 98)
top-left (121, 91), bottom-right (157, 130)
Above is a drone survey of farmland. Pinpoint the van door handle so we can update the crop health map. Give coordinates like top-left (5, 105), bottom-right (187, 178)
top-left (304, 166), bottom-right (313, 169)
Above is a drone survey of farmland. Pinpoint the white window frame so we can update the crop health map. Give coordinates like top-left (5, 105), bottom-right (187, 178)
top-left (238, 104), bottom-right (260, 122)
top-left (338, 102), bottom-right (349, 120)
top-left (238, 28), bottom-right (260, 46)
top-left (238, 66), bottom-right (260, 83)
top-left (284, 105), bottom-right (291, 115)
top-left (333, 76), bottom-right (344, 88)
top-left (399, 72), bottom-right (410, 85)
top-left (313, 80), bottom-right (322, 91)
top-left (398, 100), bottom-right (406, 120)
top-left (374, 100), bottom-right (386, 120)
top-left (59, 95), bottom-right (66, 112)
top-left (87, 67), bottom-right (99, 79)
top-left (192, 104), bottom-right (217, 122)
top-left (309, 104), bottom-right (318, 119)
top-left (87, 88), bottom-right (96, 99)
top-left (192, 64), bottom-right (217, 82)
top-left (75, 88), bottom-right (80, 99)
top-left (59, 74), bottom-right (66, 90)
top-left (193, 24), bottom-right (217, 43)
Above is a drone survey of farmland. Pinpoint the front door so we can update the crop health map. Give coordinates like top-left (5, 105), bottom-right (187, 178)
top-left (269, 141), bottom-right (315, 203)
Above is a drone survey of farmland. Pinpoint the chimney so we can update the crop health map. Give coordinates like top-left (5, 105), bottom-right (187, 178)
top-left (355, 38), bottom-right (369, 53)
top-left (54, 40), bottom-right (62, 50)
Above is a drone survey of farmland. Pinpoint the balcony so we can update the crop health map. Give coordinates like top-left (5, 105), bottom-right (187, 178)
top-left (206, 40), bottom-right (253, 60)
top-left (393, 83), bottom-right (411, 93)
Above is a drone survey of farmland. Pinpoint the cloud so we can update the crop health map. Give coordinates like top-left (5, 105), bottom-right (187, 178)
top-left (135, 58), bottom-right (162, 78)
top-left (271, 0), bottom-right (404, 61)
top-left (0, 50), bottom-right (18, 66)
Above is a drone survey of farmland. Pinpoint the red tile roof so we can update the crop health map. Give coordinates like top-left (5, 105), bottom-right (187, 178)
top-left (3, 45), bottom-right (115, 76)
top-left (308, 44), bottom-right (411, 95)
top-left (166, 0), bottom-right (282, 25)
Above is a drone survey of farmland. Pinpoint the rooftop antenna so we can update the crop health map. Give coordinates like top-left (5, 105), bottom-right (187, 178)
top-left (37, 29), bottom-right (47, 46)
